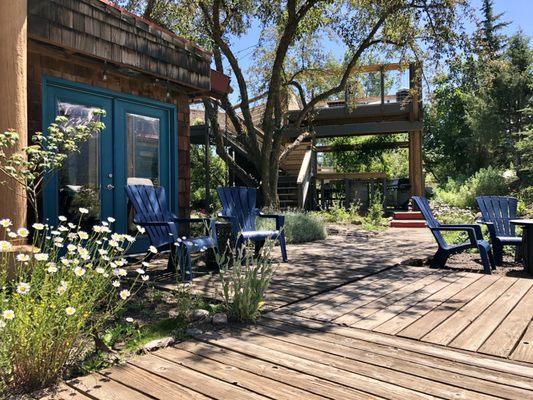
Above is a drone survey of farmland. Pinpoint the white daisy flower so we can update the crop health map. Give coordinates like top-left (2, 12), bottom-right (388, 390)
top-left (32, 223), bottom-right (45, 230)
top-left (141, 275), bottom-right (150, 281)
top-left (68, 223), bottom-right (76, 229)
top-left (34, 253), bottom-right (49, 261)
top-left (57, 281), bottom-right (68, 294)
top-left (7, 232), bottom-right (17, 239)
top-left (112, 280), bottom-right (120, 287)
top-left (108, 240), bottom-right (119, 248)
top-left (67, 244), bottom-right (77, 253)
top-left (125, 317), bottom-right (134, 323)
top-left (54, 242), bottom-right (64, 248)
top-left (16, 254), bottom-right (30, 262)
top-left (2, 309), bottom-right (15, 320)
top-left (50, 230), bottom-right (60, 236)
top-left (111, 233), bottom-right (123, 242)
top-left (58, 215), bottom-right (67, 222)
top-left (119, 289), bottom-right (131, 300)
top-left (17, 228), bottom-right (29, 238)
top-left (117, 268), bottom-right (127, 277)
top-left (148, 245), bottom-right (158, 254)
top-left (54, 236), bottom-right (64, 243)
top-left (58, 226), bottom-right (69, 232)
top-left (78, 207), bottom-right (89, 214)
top-left (98, 249), bottom-right (108, 256)
top-left (74, 266), bottom-right (86, 277)
top-left (16, 282), bottom-right (30, 295)
top-left (47, 264), bottom-right (58, 273)
top-left (123, 235), bottom-right (135, 243)
top-left (65, 306), bottom-right (76, 316)
top-left (0, 219), bottom-right (12, 228)
top-left (95, 267), bottom-right (105, 274)
top-left (135, 268), bottom-right (145, 275)
top-left (67, 233), bottom-right (77, 240)
top-left (78, 231), bottom-right (89, 240)
top-left (141, 261), bottom-right (151, 267)
top-left (136, 225), bottom-right (146, 234)
top-left (60, 258), bottom-right (71, 266)
top-left (107, 217), bottom-right (116, 223)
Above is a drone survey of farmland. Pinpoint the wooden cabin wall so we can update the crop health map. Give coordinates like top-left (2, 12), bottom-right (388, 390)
top-left (27, 42), bottom-right (192, 217)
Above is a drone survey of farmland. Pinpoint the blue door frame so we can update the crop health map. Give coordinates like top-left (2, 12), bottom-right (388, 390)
top-left (42, 77), bottom-right (178, 251)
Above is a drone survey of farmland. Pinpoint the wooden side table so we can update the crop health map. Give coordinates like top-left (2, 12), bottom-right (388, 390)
top-left (510, 219), bottom-right (533, 274)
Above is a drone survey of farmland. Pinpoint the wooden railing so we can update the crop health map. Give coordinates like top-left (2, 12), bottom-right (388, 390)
top-left (297, 148), bottom-right (316, 209)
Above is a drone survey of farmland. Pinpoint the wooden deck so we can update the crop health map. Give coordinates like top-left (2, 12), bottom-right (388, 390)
top-left (281, 267), bottom-right (533, 362)
top-left (40, 228), bottom-right (533, 399)
top-left (44, 308), bottom-right (533, 400)
top-left (154, 227), bottom-right (437, 309)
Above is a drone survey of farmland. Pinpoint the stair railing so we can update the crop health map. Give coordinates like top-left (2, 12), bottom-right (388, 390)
top-left (297, 148), bottom-right (315, 209)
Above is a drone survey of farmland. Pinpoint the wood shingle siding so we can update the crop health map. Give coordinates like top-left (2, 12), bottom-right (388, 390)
top-left (28, 0), bottom-right (211, 92)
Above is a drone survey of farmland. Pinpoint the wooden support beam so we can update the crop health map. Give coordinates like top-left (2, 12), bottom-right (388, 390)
top-left (409, 131), bottom-right (424, 197)
top-left (286, 121), bottom-right (423, 139)
top-left (317, 170), bottom-right (387, 181)
top-left (0, 1), bottom-right (27, 229)
top-left (316, 141), bottom-right (409, 153)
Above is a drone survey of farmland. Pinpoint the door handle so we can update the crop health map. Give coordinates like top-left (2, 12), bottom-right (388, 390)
top-left (106, 184), bottom-right (115, 191)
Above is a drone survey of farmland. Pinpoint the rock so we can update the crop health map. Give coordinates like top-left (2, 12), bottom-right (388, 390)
top-left (212, 313), bottom-right (228, 327)
top-left (167, 308), bottom-right (180, 318)
top-left (190, 308), bottom-right (210, 321)
top-left (141, 336), bottom-right (175, 352)
top-left (186, 327), bottom-right (203, 337)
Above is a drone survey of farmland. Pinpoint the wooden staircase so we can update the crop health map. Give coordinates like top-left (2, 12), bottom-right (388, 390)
top-left (278, 142), bottom-right (314, 210)
top-left (389, 211), bottom-right (427, 228)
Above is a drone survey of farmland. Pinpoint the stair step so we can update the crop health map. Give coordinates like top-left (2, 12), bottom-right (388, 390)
top-left (390, 220), bottom-right (427, 228)
top-left (392, 211), bottom-right (423, 220)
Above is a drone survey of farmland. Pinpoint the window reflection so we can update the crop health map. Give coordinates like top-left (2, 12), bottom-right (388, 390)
top-left (57, 101), bottom-right (101, 228)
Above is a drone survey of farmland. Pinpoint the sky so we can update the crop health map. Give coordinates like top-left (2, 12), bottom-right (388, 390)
top-left (224, 0), bottom-right (533, 102)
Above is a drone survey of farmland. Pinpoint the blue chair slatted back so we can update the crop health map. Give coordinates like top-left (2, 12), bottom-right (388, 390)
top-left (412, 196), bottom-right (446, 248)
top-left (125, 185), bottom-right (178, 248)
top-left (217, 187), bottom-right (258, 232)
top-left (476, 196), bottom-right (518, 237)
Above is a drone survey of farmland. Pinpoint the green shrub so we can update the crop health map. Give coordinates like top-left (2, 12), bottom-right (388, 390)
top-left (217, 243), bottom-right (274, 323)
top-left (257, 211), bottom-right (327, 244)
top-left (0, 217), bottom-right (147, 395)
top-left (362, 194), bottom-right (387, 231)
top-left (435, 167), bottom-right (510, 209)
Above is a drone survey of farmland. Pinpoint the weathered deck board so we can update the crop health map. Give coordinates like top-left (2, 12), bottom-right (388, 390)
top-left (280, 268), bottom-right (533, 361)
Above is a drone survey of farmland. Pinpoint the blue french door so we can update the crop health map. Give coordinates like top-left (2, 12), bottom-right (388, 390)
top-left (43, 78), bottom-right (176, 252)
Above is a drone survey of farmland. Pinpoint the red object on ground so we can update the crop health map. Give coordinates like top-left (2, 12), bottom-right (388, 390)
top-left (390, 211), bottom-right (426, 228)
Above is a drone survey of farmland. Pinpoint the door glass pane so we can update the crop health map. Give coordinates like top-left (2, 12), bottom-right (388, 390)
top-left (126, 113), bottom-right (161, 233)
top-left (126, 113), bottom-right (160, 185)
top-left (57, 101), bottom-right (102, 227)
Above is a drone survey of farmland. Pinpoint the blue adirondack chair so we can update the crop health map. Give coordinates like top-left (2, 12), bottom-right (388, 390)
top-left (217, 187), bottom-right (288, 262)
top-left (125, 185), bottom-right (218, 281)
top-left (412, 196), bottom-right (495, 274)
top-left (476, 196), bottom-right (522, 266)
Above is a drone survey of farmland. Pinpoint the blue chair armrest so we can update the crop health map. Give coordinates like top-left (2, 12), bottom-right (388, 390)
top-left (133, 220), bottom-right (169, 227)
top-left (431, 225), bottom-right (479, 246)
top-left (443, 224), bottom-right (484, 240)
top-left (258, 212), bottom-right (285, 230)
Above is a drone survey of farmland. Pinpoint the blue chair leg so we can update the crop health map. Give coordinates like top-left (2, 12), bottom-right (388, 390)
top-left (477, 244), bottom-right (492, 274)
top-left (488, 249), bottom-right (496, 270)
top-left (430, 248), bottom-right (449, 268)
top-left (493, 241), bottom-right (504, 266)
top-left (167, 246), bottom-right (177, 273)
top-left (279, 233), bottom-right (288, 262)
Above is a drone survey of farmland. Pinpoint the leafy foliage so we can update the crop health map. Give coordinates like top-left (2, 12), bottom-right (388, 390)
top-left (190, 144), bottom-right (227, 211)
top-left (0, 112), bottom-right (105, 220)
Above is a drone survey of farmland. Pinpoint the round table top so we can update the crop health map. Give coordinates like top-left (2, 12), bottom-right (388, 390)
top-left (510, 219), bottom-right (533, 226)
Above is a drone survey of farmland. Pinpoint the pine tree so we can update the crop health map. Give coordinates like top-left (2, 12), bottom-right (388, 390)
top-left (479, 0), bottom-right (510, 57)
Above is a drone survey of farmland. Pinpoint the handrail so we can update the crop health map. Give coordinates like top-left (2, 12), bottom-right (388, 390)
top-left (297, 148), bottom-right (314, 209)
